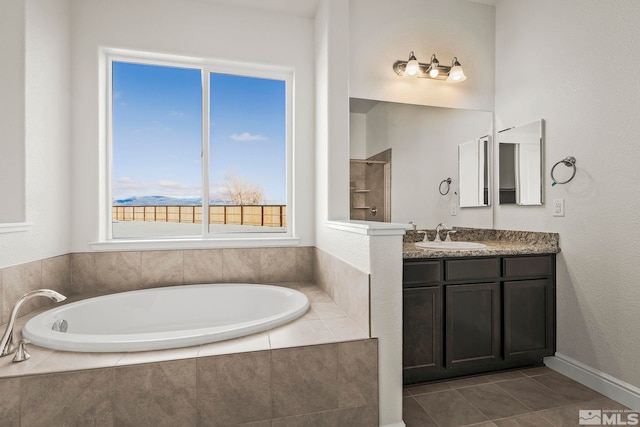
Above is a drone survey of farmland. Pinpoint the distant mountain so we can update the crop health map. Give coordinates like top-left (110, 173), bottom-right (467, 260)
top-left (113, 195), bottom-right (280, 206)
top-left (114, 196), bottom-right (203, 206)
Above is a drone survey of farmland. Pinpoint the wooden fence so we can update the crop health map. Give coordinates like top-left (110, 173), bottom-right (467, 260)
top-left (112, 205), bottom-right (287, 227)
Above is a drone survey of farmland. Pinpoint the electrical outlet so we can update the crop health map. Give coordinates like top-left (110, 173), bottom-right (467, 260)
top-left (553, 198), bottom-right (565, 217)
top-left (450, 201), bottom-right (457, 216)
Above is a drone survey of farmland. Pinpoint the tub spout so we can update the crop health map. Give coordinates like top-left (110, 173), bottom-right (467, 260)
top-left (0, 289), bottom-right (66, 357)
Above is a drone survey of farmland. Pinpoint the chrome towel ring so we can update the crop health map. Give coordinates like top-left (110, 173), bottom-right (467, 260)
top-left (439, 178), bottom-right (452, 195)
top-left (551, 156), bottom-right (576, 186)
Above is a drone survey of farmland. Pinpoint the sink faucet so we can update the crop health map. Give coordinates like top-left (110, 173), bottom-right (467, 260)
top-left (434, 223), bottom-right (450, 242)
top-left (0, 289), bottom-right (66, 357)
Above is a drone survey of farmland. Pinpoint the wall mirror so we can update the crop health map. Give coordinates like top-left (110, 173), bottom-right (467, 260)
top-left (498, 119), bottom-right (544, 205)
top-left (349, 98), bottom-right (493, 229)
top-left (459, 136), bottom-right (490, 207)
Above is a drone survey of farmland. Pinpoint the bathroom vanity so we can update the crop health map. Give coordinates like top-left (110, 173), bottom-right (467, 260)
top-left (402, 228), bottom-right (559, 385)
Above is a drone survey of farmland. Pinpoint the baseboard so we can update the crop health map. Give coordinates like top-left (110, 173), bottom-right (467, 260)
top-left (544, 353), bottom-right (640, 411)
top-left (382, 422), bottom-right (406, 427)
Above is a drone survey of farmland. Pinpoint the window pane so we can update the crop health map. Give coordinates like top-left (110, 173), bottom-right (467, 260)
top-left (209, 73), bottom-right (287, 233)
top-left (111, 62), bottom-right (202, 238)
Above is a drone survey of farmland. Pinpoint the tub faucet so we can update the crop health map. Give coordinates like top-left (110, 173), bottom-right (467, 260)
top-left (0, 289), bottom-right (66, 357)
top-left (434, 223), bottom-right (450, 242)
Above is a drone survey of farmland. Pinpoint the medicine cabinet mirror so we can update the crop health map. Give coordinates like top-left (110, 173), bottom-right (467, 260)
top-left (458, 136), bottom-right (490, 207)
top-left (498, 119), bottom-right (544, 206)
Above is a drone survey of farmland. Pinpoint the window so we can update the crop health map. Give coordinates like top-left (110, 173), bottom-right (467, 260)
top-left (107, 53), bottom-right (291, 240)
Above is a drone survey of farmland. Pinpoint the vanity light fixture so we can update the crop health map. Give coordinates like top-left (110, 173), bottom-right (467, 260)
top-left (393, 52), bottom-right (467, 83)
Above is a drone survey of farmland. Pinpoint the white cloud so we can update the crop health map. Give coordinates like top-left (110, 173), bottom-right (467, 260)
top-left (114, 177), bottom-right (149, 192)
top-left (156, 180), bottom-right (201, 198)
top-left (230, 132), bottom-right (268, 141)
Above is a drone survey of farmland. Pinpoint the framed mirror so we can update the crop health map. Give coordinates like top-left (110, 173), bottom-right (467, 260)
top-left (498, 119), bottom-right (544, 205)
top-left (459, 136), bottom-right (490, 207)
top-left (349, 98), bottom-right (493, 229)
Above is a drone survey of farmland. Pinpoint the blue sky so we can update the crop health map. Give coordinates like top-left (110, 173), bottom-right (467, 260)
top-left (112, 62), bottom-right (286, 205)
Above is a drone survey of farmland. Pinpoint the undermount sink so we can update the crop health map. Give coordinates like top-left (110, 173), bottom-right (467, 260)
top-left (415, 241), bottom-right (487, 250)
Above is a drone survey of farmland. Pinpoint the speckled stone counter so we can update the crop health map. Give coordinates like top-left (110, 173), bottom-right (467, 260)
top-left (403, 227), bottom-right (560, 259)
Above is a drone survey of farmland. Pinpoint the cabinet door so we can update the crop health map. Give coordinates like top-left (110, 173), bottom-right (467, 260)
top-left (403, 286), bottom-right (443, 374)
top-left (504, 279), bottom-right (555, 360)
top-left (445, 282), bottom-right (501, 369)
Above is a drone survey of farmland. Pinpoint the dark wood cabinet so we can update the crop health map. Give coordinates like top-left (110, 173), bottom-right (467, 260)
top-left (503, 279), bottom-right (555, 360)
top-left (445, 282), bottom-right (501, 369)
top-left (403, 286), bottom-right (442, 377)
top-left (403, 254), bottom-right (556, 385)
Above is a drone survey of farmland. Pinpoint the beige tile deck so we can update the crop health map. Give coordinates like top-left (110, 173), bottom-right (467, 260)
top-left (0, 282), bottom-right (367, 378)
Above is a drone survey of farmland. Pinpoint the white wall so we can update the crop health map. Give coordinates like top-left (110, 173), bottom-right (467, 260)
top-left (70, 0), bottom-right (316, 251)
top-left (0, 0), bottom-right (26, 223)
top-left (349, 113), bottom-right (367, 159)
top-left (349, 0), bottom-right (495, 111)
top-left (0, 0), bottom-right (72, 269)
top-left (364, 102), bottom-right (493, 229)
top-left (495, 0), bottom-right (640, 388)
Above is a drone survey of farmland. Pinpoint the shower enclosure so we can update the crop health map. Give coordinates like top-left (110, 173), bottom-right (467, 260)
top-left (349, 149), bottom-right (391, 222)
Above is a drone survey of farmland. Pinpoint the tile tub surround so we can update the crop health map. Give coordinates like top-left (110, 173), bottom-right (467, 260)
top-left (313, 248), bottom-right (370, 335)
top-left (0, 339), bottom-right (379, 427)
top-left (0, 247), bottom-right (314, 323)
top-left (403, 227), bottom-right (560, 259)
top-left (0, 281), bottom-right (367, 379)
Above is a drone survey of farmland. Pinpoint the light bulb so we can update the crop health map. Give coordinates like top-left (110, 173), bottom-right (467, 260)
top-left (428, 54), bottom-right (439, 78)
top-left (446, 58), bottom-right (467, 83)
top-left (405, 52), bottom-right (419, 76)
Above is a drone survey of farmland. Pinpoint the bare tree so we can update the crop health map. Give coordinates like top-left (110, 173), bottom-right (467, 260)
top-left (222, 171), bottom-right (264, 205)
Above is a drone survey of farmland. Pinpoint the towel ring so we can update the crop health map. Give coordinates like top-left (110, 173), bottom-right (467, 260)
top-left (551, 156), bottom-right (576, 186)
top-left (439, 178), bottom-right (452, 195)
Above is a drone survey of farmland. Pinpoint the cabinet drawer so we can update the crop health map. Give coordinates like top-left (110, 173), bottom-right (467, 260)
top-left (445, 258), bottom-right (499, 281)
top-left (403, 261), bottom-right (441, 286)
top-left (503, 256), bottom-right (552, 278)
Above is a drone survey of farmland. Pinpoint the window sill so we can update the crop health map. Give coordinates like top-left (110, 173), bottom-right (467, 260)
top-left (90, 236), bottom-right (302, 251)
top-left (0, 222), bottom-right (32, 234)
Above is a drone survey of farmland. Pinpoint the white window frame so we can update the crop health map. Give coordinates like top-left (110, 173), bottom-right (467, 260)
top-left (94, 48), bottom-right (297, 250)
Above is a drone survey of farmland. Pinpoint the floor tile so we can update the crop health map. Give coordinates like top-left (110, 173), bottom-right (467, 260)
top-left (496, 378), bottom-right (571, 411)
top-left (494, 412), bottom-right (553, 426)
top-left (457, 383), bottom-right (530, 420)
top-left (520, 366), bottom-right (554, 377)
top-left (402, 397), bottom-right (438, 427)
top-left (403, 370), bottom-right (632, 427)
top-left (407, 381), bottom-right (452, 396)
top-left (483, 370), bottom-right (526, 383)
top-left (414, 389), bottom-right (489, 427)
top-left (536, 403), bottom-right (584, 427)
top-left (447, 375), bottom-right (491, 389)
top-left (531, 373), bottom-right (603, 403)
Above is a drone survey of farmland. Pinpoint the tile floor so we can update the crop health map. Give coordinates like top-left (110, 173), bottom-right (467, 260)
top-left (403, 366), bottom-right (638, 427)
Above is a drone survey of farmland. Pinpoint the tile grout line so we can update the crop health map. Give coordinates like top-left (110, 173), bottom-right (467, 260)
top-left (493, 377), bottom-right (539, 413)
top-left (409, 395), bottom-right (444, 427)
top-left (450, 386), bottom-right (492, 425)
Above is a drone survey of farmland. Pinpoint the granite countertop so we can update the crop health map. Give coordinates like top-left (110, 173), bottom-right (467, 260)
top-left (403, 227), bottom-right (560, 259)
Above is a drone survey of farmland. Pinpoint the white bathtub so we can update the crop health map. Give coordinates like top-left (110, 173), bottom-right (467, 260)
top-left (22, 284), bottom-right (309, 352)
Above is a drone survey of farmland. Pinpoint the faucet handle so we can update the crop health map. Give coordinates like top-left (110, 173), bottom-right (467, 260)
top-left (445, 230), bottom-right (457, 242)
top-left (13, 340), bottom-right (30, 363)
